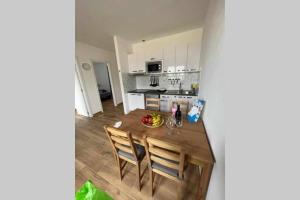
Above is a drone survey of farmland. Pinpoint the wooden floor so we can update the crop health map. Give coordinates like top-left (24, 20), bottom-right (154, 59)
top-left (76, 99), bottom-right (201, 200)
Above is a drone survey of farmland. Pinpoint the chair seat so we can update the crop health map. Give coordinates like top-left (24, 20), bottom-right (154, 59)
top-left (117, 144), bottom-right (145, 161)
top-left (151, 156), bottom-right (179, 178)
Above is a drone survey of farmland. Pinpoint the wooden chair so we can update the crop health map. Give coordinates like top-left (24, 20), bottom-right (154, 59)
top-left (145, 98), bottom-right (160, 111)
top-left (143, 136), bottom-right (186, 196)
top-left (104, 125), bottom-right (146, 190)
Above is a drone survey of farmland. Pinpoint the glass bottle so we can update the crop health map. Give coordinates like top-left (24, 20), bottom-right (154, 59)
top-left (171, 102), bottom-right (177, 117)
top-left (175, 104), bottom-right (182, 127)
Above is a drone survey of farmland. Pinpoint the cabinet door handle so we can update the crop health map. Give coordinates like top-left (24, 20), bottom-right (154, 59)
top-left (138, 70), bottom-right (144, 72)
top-left (132, 70), bottom-right (137, 72)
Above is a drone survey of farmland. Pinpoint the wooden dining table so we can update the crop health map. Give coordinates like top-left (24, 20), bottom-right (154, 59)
top-left (117, 109), bottom-right (215, 200)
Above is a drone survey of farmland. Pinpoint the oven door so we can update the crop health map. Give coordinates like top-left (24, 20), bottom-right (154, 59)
top-left (146, 61), bottom-right (162, 73)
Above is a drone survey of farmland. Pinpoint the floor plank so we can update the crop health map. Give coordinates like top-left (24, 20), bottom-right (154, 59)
top-left (75, 99), bottom-right (200, 200)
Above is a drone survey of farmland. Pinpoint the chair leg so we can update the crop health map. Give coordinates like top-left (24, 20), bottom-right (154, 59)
top-left (149, 170), bottom-right (154, 196)
top-left (117, 157), bottom-right (122, 181)
top-left (177, 180), bottom-right (184, 200)
top-left (137, 162), bottom-right (141, 191)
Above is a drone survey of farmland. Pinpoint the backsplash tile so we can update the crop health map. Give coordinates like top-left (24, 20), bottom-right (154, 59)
top-left (122, 73), bottom-right (136, 92)
top-left (135, 73), bottom-right (200, 90)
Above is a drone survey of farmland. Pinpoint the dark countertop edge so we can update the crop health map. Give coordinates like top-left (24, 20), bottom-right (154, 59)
top-left (127, 90), bottom-right (198, 96)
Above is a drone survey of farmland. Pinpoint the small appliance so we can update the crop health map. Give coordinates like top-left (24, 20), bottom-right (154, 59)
top-left (146, 60), bottom-right (163, 74)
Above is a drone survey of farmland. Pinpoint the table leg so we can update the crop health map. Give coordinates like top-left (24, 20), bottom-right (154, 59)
top-left (196, 163), bottom-right (214, 200)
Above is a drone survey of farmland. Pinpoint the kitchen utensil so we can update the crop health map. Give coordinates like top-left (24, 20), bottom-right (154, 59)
top-left (154, 76), bottom-right (157, 87)
top-left (149, 76), bottom-right (153, 86)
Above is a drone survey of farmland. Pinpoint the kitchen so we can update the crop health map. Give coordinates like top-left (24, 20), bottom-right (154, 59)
top-left (75, 0), bottom-right (224, 198)
top-left (116, 28), bottom-right (203, 115)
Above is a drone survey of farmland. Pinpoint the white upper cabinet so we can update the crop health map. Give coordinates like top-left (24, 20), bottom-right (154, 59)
top-left (145, 45), bottom-right (163, 61)
top-left (187, 43), bottom-right (201, 71)
top-left (128, 53), bottom-right (137, 73)
top-left (135, 45), bottom-right (146, 73)
top-left (128, 45), bottom-right (145, 73)
top-left (175, 43), bottom-right (188, 72)
top-left (128, 28), bottom-right (203, 74)
top-left (163, 45), bottom-right (176, 73)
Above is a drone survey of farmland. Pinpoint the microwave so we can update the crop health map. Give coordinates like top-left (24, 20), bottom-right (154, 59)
top-left (146, 60), bottom-right (163, 74)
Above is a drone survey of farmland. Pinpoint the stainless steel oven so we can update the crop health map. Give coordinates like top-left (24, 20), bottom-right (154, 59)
top-left (146, 60), bottom-right (162, 74)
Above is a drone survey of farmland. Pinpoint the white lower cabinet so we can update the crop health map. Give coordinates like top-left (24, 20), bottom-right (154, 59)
top-left (127, 93), bottom-right (145, 111)
top-left (160, 95), bottom-right (198, 112)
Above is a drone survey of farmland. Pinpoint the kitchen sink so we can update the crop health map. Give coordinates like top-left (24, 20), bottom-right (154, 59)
top-left (181, 90), bottom-right (194, 94)
top-left (164, 90), bottom-right (180, 94)
top-left (164, 90), bottom-right (195, 95)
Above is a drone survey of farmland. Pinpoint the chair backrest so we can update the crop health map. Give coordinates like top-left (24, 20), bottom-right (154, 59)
top-left (172, 100), bottom-right (189, 117)
top-left (144, 137), bottom-right (185, 179)
top-left (145, 98), bottom-right (160, 111)
top-left (104, 125), bottom-right (138, 161)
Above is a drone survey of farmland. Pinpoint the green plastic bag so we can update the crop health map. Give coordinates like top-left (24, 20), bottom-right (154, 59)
top-left (76, 180), bottom-right (113, 200)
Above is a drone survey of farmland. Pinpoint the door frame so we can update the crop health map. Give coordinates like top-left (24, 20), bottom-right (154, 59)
top-left (106, 63), bottom-right (117, 106)
top-left (92, 61), bottom-right (117, 107)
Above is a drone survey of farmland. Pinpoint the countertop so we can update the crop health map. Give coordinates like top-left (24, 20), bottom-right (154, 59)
top-left (127, 89), bottom-right (198, 96)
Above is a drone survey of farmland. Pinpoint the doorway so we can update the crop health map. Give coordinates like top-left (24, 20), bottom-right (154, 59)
top-left (93, 62), bottom-right (114, 111)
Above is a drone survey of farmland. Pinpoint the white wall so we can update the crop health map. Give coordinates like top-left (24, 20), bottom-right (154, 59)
top-left (136, 73), bottom-right (200, 90)
top-left (198, 0), bottom-right (225, 199)
top-left (75, 70), bottom-right (88, 116)
top-left (76, 41), bottom-right (123, 108)
top-left (94, 63), bottom-right (111, 92)
top-left (113, 36), bottom-right (136, 114)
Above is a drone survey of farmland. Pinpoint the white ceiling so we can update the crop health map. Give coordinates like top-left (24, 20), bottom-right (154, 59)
top-left (76, 0), bottom-right (209, 51)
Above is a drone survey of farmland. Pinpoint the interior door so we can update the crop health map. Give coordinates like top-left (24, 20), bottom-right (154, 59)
top-left (78, 59), bottom-right (103, 114)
